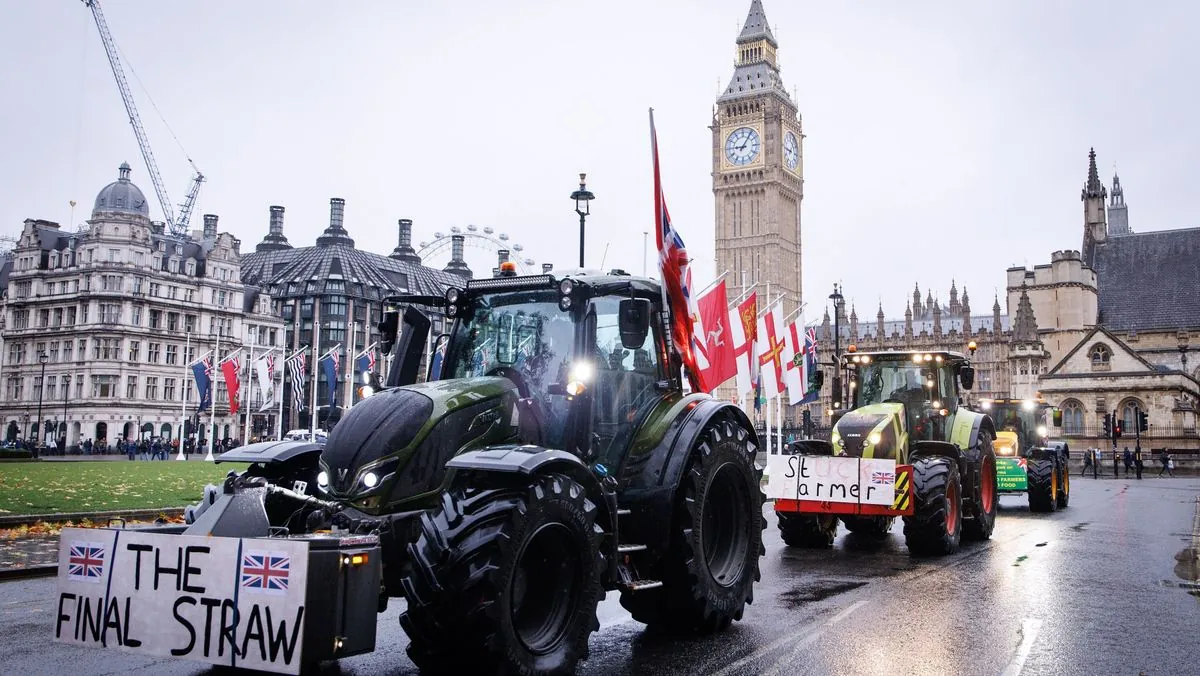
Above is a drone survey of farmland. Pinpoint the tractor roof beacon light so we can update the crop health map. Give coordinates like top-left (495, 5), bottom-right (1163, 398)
top-left (499, 261), bottom-right (518, 277)
top-left (570, 173), bottom-right (595, 268)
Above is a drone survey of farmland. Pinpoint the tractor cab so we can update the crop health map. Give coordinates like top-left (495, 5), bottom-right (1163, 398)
top-left (831, 349), bottom-right (976, 458)
top-left (378, 271), bottom-right (672, 471)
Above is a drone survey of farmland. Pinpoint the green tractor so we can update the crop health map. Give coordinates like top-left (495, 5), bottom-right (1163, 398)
top-left (975, 398), bottom-right (1068, 512)
top-left (186, 270), bottom-right (765, 674)
top-left (772, 349), bottom-right (998, 556)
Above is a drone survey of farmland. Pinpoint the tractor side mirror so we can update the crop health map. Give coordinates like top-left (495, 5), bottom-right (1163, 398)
top-left (958, 365), bottom-right (975, 390)
top-left (619, 298), bottom-right (652, 349)
top-left (385, 306), bottom-right (431, 387)
top-left (1052, 409), bottom-right (1063, 427)
top-left (378, 310), bottom-right (400, 355)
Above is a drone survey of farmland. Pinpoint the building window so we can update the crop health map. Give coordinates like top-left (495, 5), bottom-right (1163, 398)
top-left (74, 376), bottom-right (83, 398)
top-left (11, 309), bottom-right (28, 329)
top-left (149, 283), bottom-right (161, 297)
top-left (131, 306), bottom-right (142, 326)
top-left (148, 343), bottom-right (161, 363)
top-left (166, 344), bottom-right (178, 365)
top-left (1089, 344), bottom-right (1112, 371)
top-left (48, 341), bottom-right (59, 362)
top-left (32, 376), bottom-right (42, 402)
top-left (92, 375), bottom-right (118, 398)
top-left (63, 341), bottom-right (73, 361)
top-left (38, 309), bottom-right (49, 327)
top-left (100, 303), bottom-right (121, 324)
top-left (185, 314), bottom-right (197, 332)
top-left (47, 377), bottom-right (57, 401)
top-left (132, 277), bottom-right (143, 293)
top-left (53, 308), bottom-right (63, 326)
top-left (6, 377), bottom-right (23, 401)
top-left (102, 275), bottom-right (122, 291)
top-left (126, 376), bottom-right (138, 399)
top-left (129, 340), bottom-right (140, 361)
top-left (150, 310), bottom-right (162, 329)
top-left (1061, 400), bottom-right (1085, 435)
top-left (164, 378), bottom-right (177, 402)
top-left (144, 377), bottom-right (159, 399)
top-left (1120, 399), bottom-right (1144, 433)
top-left (168, 313), bottom-right (180, 332)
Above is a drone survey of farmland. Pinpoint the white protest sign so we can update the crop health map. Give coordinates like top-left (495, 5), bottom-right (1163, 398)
top-left (55, 528), bottom-right (310, 674)
top-left (766, 455), bottom-right (897, 506)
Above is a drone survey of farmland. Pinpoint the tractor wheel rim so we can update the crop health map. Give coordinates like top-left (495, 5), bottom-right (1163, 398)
top-left (1062, 467), bottom-right (1069, 498)
top-left (701, 463), bottom-right (751, 588)
top-left (510, 522), bottom-right (581, 655)
top-left (1051, 465), bottom-right (1057, 499)
top-left (946, 479), bottom-right (959, 535)
top-left (981, 457), bottom-right (995, 512)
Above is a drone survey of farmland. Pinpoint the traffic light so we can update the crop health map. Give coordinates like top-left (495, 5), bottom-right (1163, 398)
top-left (1138, 410), bottom-right (1149, 432)
top-left (802, 409), bottom-right (814, 439)
top-left (1113, 418), bottom-right (1123, 440)
top-left (1103, 413), bottom-right (1111, 438)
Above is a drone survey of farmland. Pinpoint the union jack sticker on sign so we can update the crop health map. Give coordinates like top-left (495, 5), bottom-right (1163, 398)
top-left (240, 551), bottom-right (291, 595)
top-left (870, 471), bottom-right (895, 485)
top-left (67, 543), bottom-right (106, 582)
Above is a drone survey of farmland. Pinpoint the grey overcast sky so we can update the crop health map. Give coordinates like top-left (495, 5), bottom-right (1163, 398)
top-left (2, 1), bottom-right (1197, 323)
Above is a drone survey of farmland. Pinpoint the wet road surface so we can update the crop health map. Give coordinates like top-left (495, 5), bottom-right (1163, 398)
top-left (2, 477), bottom-right (1197, 675)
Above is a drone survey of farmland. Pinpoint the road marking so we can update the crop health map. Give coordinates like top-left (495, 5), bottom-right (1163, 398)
top-left (1000, 617), bottom-right (1043, 676)
top-left (709, 599), bottom-right (868, 676)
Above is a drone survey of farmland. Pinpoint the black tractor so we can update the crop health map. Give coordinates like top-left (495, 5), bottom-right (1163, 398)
top-left (187, 269), bottom-right (765, 675)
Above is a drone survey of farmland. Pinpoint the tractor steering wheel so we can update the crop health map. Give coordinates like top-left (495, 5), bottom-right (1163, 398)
top-left (486, 366), bottom-right (531, 398)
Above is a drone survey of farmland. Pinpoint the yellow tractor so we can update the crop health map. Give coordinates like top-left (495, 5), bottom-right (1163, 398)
top-left (974, 398), bottom-right (1068, 512)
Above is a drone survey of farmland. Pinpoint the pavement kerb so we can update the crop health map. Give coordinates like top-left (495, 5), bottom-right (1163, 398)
top-left (0, 507), bottom-right (185, 529)
top-left (0, 565), bottom-right (56, 582)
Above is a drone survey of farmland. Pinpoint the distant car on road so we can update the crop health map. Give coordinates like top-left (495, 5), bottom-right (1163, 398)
top-left (283, 429), bottom-right (328, 444)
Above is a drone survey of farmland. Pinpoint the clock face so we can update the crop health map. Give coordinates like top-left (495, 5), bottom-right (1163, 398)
top-left (783, 131), bottom-right (800, 171)
top-left (725, 127), bottom-right (761, 166)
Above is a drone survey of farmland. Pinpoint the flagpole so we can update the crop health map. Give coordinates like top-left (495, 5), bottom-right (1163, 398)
top-left (177, 332), bottom-right (190, 460)
top-left (346, 321), bottom-right (357, 410)
top-left (649, 107), bottom-right (679, 389)
top-left (206, 331), bottom-right (219, 462)
top-left (695, 270), bottom-right (730, 298)
top-left (243, 341), bottom-right (254, 443)
top-left (310, 322), bottom-right (321, 439)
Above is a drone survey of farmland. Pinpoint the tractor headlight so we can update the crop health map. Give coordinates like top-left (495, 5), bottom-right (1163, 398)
top-left (317, 471), bottom-right (329, 488)
top-left (559, 278), bottom-right (575, 296)
top-left (362, 472), bottom-right (379, 489)
top-left (360, 385), bottom-right (375, 399)
top-left (566, 360), bottom-right (593, 397)
top-left (868, 432), bottom-right (882, 446)
top-left (1022, 400), bottom-right (1035, 412)
top-left (995, 444), bottom-right (1014, 455)
top-left (445, 287), bottom-right (461, 304)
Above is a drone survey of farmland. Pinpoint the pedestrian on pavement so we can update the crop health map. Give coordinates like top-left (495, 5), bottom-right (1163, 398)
top-left (1134, 446), bottom-right (1144, 479)
top-left (1123, 447), bottom-right (1133, 475)
top-left (126, 439), bottom-right (135, 461)
top-left (1158, 451), bottom-right (1175, 477)
top-left (1082, 448), bottom-right (1093, 476)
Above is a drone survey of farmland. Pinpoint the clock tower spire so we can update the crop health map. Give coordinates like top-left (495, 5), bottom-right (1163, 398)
top-left (712, 0), bottom-right (803, 319)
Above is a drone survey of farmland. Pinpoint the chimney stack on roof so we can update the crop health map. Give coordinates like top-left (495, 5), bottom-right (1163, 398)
top-left (390, 218), bottom-right (422, 264)
top-left (256, 205), bottom-right (293, 251)
top-left (316, 197), bottom-right (355, 247)
top-left (269, 206), bottom-right (285, 235)
top-left (542, 263), bottom-right (554, 273)
top-left (203, 214), bottom-right (218, 240)
top-left (443, 234), bottom-right (473, 280)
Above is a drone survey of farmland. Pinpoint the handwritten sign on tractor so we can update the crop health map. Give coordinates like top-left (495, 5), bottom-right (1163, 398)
top-left (54, 528), bottom-right (310, 674)
top-left (766, 455), bottom-right (897, 506)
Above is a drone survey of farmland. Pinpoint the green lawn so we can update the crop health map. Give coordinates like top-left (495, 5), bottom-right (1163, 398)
top-left (0, 462), bottom-right (232, 516)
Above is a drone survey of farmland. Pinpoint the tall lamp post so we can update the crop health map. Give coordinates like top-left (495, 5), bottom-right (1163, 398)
top-left (570, 173), bottom-right (594, 268)
top-left (34, 352), bottom-right (47, 458)
top-left (828, 284), bottom-right (845, 409)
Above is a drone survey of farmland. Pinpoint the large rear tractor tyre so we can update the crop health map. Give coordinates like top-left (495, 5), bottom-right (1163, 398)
top-left (1027, 459), bottom-right (1058, 513)
top-left (903, 457), bottom-right (963, 556)
top-left (619, 415), bottom-right (764, 634)
top-left (963, 436), bottom-right (998, 542)
top-left (842, 516), bottom-right (894, 540)
top-left (778, 512), bottom-right (838, 548)
top-left (399, 473), bottom-right (605, 675)
top-left (1055, 458), bottom-right (1070, 509)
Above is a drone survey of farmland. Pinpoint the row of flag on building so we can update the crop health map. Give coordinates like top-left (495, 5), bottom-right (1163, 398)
top-left (651, 108), bottom-right (819, 406)
top-left (188, 344), bottom-right (379, 415)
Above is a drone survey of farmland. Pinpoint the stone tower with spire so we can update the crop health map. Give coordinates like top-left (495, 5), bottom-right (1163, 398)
top-left (1081, 147), bottom-right (1108, 267)
top-left (712, 0), bottom-right (804, 318)
top-left (1008, 285), bottom-right (1048, 399)
top-left (1108, 171), bottom-right (1130, 237)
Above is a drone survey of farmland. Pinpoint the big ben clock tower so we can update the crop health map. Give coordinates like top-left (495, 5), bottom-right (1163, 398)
top-left (712, 0), bottom-right (803, 319)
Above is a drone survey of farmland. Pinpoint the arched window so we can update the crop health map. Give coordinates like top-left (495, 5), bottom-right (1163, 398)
top-left (1089, 344), bottom-right (1112, 370)
top-left (1061, 400), bottom-right (1085, 434)
top-left (1119, 399), bottom-right (1144, 433)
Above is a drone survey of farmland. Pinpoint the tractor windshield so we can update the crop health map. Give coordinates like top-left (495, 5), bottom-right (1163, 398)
top-left (444, 290), bottom-right (577, 402)
top-left (989, 403), bottom-right (1048, 451)
top-left (856, 358), bottom-right (953, 440)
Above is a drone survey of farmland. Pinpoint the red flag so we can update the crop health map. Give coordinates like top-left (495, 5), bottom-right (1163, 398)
top-left (695, 280), bottom-right (737, 390)
top-left (220, 357), bottom-right (241, 416)
top-left (651, 109), bottom-right (704, 391)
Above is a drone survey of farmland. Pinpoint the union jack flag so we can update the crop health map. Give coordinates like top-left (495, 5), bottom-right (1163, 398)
top-left (870, 471), bottom-right (895, 485)
top-left (651, 109), bottom-right (705, 392)
top-left (241, 551), bottom-right (290, 594)
top-left (67, 542), bottom-right (106, 582)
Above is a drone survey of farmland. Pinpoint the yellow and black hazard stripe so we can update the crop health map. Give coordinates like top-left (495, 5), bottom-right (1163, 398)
top-left (892, 466), bottom-right (912, 512)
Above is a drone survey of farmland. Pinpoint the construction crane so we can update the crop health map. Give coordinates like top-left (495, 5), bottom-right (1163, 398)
top-left (82, 0), bottom-right (204, 238)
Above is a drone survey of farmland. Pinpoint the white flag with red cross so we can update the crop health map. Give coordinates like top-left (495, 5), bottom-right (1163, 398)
top-left (755, 302), bottom-right (794, 400)
top-left (783, 314), bottom-right (808, 403)
top-left (728, 292), bottom-right (758, 398)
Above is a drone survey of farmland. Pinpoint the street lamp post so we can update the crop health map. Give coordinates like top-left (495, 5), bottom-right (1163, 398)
top-left (35, 352), bottom-right (47, 456)
top-left (570, 173), bottom-right (595, 268)
top-left (828, 284), bottom-right (845, 409)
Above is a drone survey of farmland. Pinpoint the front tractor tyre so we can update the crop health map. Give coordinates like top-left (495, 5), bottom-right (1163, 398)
top-left (903, 456), bottom-right (963, 556)
top-left (963, 435), bottom-right (998, 542)
top-left (1027, 458), bottom-right (1058, 513)
top-left (1055, 458), bottom-right (1070, 509)
top-left (399, 472), bottom-right (605, 676)
top-left (620, 415), bottom-right (765, 634)
top-left (778, 512), bottom-right (838, 548)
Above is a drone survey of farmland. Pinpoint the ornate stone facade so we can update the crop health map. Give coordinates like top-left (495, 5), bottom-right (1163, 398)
top-left (0, 164), bottom-right (284, 449)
